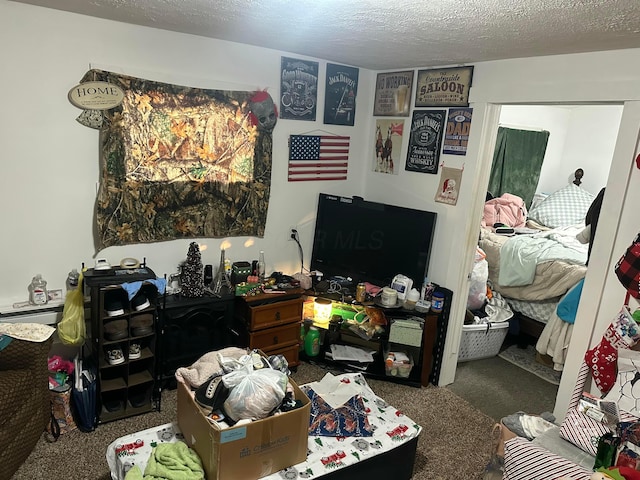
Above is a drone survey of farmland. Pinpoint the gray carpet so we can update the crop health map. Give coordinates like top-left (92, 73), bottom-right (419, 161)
top-left (13, 362), bottom-right (496, 480)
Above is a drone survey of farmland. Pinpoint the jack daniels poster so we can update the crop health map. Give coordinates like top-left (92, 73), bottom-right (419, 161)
top-left (280, 57), bottom-right (319, 121)
top-left (324, 63), bottom-right (359, 126)
top-left (405, 110), bottom-right (446, 174)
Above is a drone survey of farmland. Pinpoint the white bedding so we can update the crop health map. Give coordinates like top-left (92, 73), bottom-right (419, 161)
top-left (498, 225), bottom-right (588, 287)
top-left (479, 228), bottom-right (587, 302)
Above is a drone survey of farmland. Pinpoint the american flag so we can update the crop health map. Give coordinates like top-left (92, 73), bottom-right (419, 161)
top-left (288, 135), bottom-right (350, 182)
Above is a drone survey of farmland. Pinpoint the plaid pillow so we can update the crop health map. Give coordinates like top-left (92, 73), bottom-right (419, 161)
top-left (528, 184), bottom-right (595, 228)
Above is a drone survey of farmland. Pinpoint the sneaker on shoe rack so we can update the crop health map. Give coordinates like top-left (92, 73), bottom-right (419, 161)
top-left (105, 295), bottom-right (125, 317)
top-left (195, 374), bottom-right (229, 411)
top-left (107, 347), bottom-right (125, 365)
top-left (131, 292), bottom-right (151, 311)
top-left (129, 343), bottom-right (141, 360)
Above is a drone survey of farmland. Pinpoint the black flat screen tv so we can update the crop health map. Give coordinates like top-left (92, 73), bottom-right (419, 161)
top-left (310, 193), bottom-right (437, 288)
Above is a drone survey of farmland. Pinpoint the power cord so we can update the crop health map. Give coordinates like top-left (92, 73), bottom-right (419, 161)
top-left (290, 229), bottom-right (306, 274)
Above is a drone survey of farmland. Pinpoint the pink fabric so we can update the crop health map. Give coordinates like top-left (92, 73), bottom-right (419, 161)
top-left (482, 193), bottom-right (527, 228)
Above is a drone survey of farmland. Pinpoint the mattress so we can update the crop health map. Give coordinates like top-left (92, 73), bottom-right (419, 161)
top-left (506, 297), bottom-right (560, 325)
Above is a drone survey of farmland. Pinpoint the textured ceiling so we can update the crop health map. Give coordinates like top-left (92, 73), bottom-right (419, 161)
top-left (10, 0), bottom-right (640, 70)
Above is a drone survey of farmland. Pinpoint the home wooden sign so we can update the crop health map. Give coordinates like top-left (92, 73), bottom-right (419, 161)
top-left (415, 66), bottom-right (474, 107)
top-left (68, 81), bottom-right (125, 110)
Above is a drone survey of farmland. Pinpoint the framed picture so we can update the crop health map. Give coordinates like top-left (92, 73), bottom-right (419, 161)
top-left (415, 66), bottom-right (474, 107)
top-left (405, 110), bottom-right (446, 174)
top-left (373, 70), bottom-right (414, 117)
top-left (324, 63), bottom-right (359, 126)
top-left (280, 57), bottom-right (319, 121)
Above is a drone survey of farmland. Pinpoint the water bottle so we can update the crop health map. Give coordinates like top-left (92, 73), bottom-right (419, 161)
top-left (29, 274), bottom-right (48, 305)
top-left (66, 269), bottom-right (79, 291)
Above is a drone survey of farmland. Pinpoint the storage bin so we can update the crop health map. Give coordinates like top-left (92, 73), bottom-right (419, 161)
top-left (457, 321), bottom-right (509, 362)
top-left (384, 350), bottom-right (414, 378)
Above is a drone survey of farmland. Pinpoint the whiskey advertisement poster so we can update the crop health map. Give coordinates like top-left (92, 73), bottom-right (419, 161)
top-left (405, 110), bottom-right (446, 174)
top-left (443, 108), bottom-right (473, 155)
top-left (415, 66), bottom-right (474, 107)
top-left (373, 70), bottom-right (414, 117)
top-left (280, 57), bottom-right (319, 121)
top-left (324, 63), bottom-right (359, 126)
top-left (374, 119), bottom-right (405, 175)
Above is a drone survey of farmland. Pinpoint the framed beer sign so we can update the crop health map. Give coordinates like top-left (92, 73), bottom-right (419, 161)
top-left (373, 70), bottom-right (414, 117)
top-left (415, 66), bottom-right (474, 107)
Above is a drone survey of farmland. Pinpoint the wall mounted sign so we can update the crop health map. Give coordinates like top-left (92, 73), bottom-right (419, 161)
top-left (405, 110), bottom-right (446, 174)
top-left (374, 119), bottom-right (404, 175)
top-left (280, 57), bottom-right (319, 121)
top-left (67, 81), bottom-right (125, 109)
top-left (324, 63), bottom-right (359, 126)
top-left (373, 70), bottom-right (414, 117)
top-left (415, 66), bottom-right (474, 107)
top-left (443, 107), bottom-right (473, 155)
top-left (435, 165), bottom-right (463, 205)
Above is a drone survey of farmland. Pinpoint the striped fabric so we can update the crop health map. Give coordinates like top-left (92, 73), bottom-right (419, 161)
top-left (503, 437), bottom-right (592, 480)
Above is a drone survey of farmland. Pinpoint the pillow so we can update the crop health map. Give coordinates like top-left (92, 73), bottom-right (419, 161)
top-left (528, 184), bottom-right (595, 228)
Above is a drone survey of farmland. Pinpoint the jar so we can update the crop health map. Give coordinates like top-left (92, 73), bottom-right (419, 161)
top-left (431, 291), bottom-right (445, 313)
top-left (29, 274), bottom-right (48, 305)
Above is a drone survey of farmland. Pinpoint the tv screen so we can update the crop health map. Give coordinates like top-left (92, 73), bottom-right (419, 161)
top-left (310, 193), bottom-right (437, 288)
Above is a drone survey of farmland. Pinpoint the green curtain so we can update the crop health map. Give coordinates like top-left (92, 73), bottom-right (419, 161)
top-left (488, 127), bottom-right (550, 208)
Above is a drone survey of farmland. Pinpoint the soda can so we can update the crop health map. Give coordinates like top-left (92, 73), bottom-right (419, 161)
top-left (355, 283), bottom-right (366, 303)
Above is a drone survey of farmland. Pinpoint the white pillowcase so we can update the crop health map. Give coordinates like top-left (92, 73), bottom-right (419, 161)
top-left (528, 184), bottom-right (595, 228)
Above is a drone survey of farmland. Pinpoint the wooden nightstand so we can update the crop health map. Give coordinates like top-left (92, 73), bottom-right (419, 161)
top-left (233, 289), bottom-right (304, 367)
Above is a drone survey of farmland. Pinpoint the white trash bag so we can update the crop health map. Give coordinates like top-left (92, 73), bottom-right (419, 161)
top-left (467, 247), bottom-right (489, 310)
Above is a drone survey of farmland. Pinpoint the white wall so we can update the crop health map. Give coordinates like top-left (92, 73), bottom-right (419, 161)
top-left (0, 1), bottom-right (373, 306)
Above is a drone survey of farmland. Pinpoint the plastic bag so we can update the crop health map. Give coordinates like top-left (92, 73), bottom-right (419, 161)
top-left (57, 272), bottom-right (86, 345)
top-left (467, 248), bottom-right (489, 310)
top-left (223, 368), bottom-right (287, 421)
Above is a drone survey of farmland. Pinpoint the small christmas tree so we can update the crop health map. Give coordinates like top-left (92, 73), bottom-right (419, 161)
top-left (181, 242), bottom-right (205, 297)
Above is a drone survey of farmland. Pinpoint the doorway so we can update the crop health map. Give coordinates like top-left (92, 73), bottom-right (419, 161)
top-left (453, 103), bottom-right (623, 415)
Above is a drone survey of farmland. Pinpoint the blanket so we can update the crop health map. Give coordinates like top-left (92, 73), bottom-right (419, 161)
top-left (498, 226), bottom-right (588, 287)
top-left (124, 443), bottom-right (204, 480)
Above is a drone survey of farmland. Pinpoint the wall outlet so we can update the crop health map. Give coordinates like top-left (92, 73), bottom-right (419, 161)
top-left (288, 226), bottom-right (298, 241)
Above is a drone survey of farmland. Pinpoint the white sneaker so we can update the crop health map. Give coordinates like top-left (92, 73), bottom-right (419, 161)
top-left (107, 347), bottom-right (125, 365)
top-left (129, 343), bottom-right (141, 360)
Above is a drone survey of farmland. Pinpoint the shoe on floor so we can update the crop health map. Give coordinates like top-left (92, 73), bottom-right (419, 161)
top-left (104, 399), bottom-right (123, 412)
top-left (195, 374), bottom-right (229, 411)
top-left (107, 347), bottom-right (125, 365)
top-left (129, 343), bottom-right (141, 359)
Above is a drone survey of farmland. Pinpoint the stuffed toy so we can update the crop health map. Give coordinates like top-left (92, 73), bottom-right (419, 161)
top-left (248, 90), bottom-right (277, 131)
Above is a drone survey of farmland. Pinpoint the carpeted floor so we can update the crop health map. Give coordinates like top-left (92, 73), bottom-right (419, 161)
top-left (12, 362), bottom-right (496, 480)
top-left (498, 344), bottom-right (562, 386)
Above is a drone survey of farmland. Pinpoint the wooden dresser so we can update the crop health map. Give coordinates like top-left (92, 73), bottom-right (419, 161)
top-left (234, 288), bottom-right (304, 367)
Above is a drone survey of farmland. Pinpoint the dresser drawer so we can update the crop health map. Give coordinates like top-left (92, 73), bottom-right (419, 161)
top-left (248, 298), bottom-right (302, 331)
top-left (249, 322), bottom-right (300, 351)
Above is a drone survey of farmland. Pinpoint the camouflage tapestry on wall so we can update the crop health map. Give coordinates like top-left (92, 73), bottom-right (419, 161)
top-left (83, 69), bottom-right (273, 249)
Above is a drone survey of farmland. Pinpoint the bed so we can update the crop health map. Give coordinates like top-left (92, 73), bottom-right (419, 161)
top-left (477, 174), bottom-right (597, 371)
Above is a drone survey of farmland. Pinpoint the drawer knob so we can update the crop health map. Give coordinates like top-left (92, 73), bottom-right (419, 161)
top-left (274, 311), bottom-right (280, 321)
top-left (273, 335), bottom-right (278, 344)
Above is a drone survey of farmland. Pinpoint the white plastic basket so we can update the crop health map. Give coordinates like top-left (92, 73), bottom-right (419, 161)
top-left (457, 321), bottom-right (509, 362)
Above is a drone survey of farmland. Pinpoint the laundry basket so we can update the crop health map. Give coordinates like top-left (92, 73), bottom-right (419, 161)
top-left (458, 321), bottom-right (509, 362)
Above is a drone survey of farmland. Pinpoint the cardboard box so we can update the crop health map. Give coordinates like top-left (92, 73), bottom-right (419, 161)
top-left (177, 378), bottom-right (310, 480)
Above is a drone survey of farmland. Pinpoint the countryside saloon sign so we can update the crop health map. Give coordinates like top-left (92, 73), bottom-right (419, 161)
top-left (415, 66), bottom-right (473, 107)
